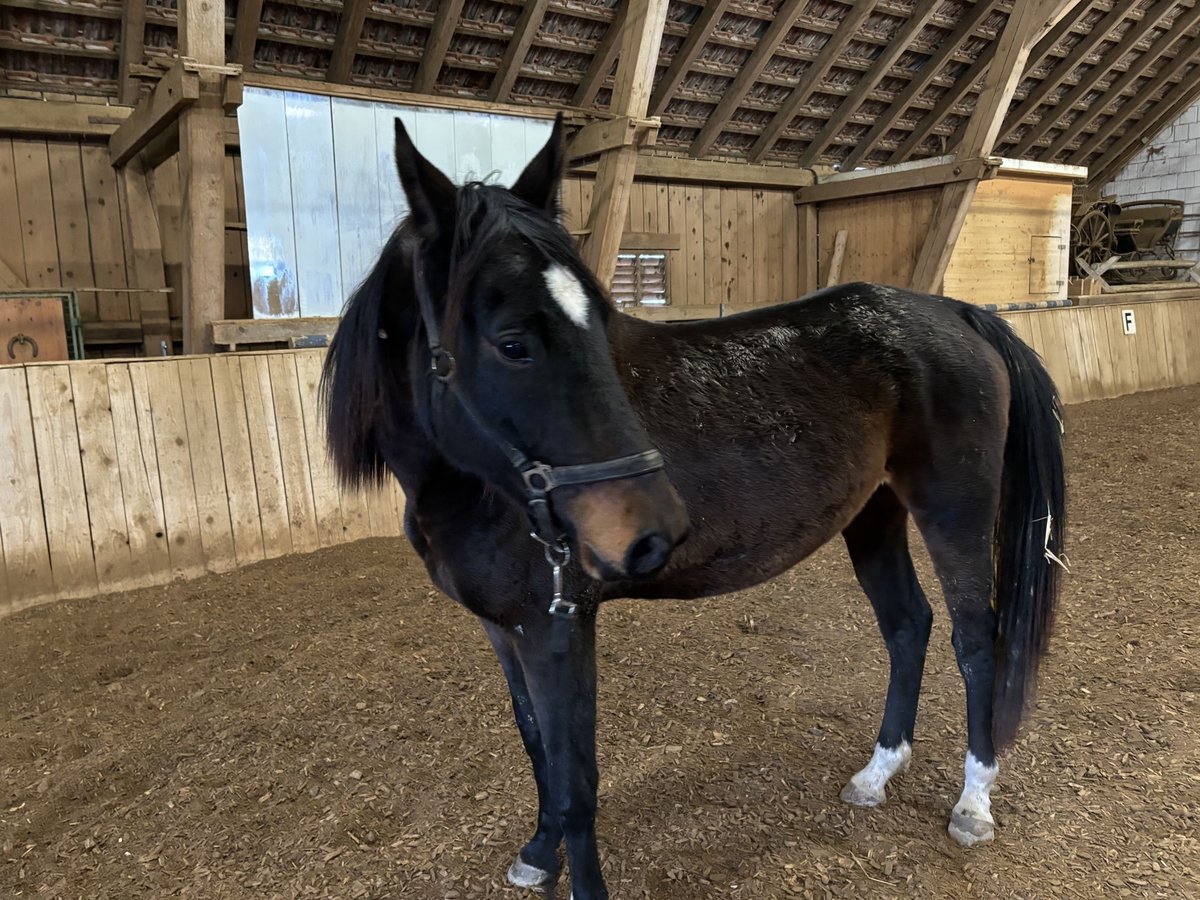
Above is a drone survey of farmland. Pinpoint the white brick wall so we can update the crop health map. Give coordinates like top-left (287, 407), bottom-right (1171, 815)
top-left (1104, 96), bottom-right (1200, 256)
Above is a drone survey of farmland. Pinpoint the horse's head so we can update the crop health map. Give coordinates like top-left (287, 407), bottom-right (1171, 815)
top-left (390, 113), bottom-right (688, 582)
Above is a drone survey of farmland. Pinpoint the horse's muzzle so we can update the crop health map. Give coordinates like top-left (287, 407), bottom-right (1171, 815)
top-left (555, 470), bottom-right (689, 582)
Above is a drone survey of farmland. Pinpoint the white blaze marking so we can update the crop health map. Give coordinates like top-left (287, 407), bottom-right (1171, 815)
top-left (955, 752), bottom-right (1000, 821)
top-left (544, 263), bottom-right (590, 328)
top-left (848, 741), bottom-right (912, 797)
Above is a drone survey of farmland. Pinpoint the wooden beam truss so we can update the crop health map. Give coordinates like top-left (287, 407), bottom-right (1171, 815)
top-left (118, 0), bottom-right (147, 105)
top-left (574, 0), bottom-right (630, 108)
top-left (799, 0), bottom-right (942, 166)
top-left (327, 0), bottom-right (371, 84)
top-left (489, 0), bottom-right (551, 102)
top-left (840, 0), bottom-right (1004, 170)
top-left (647, 0), bottom-right (731, 117)
top-left (749, 1), bottom-right (877, 163)
top-left (688, 0), bottom-right (806, 158)
top-left (1043, 6), bottom-right (1200, 161)
top-left (1011, 0), bottom-right (1182, 157)
top-left (413, 0), bottom-right (466, 93)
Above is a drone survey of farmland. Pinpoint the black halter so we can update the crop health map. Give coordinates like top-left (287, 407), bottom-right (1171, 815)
top-left (410, 250), bottom-right (665, 552)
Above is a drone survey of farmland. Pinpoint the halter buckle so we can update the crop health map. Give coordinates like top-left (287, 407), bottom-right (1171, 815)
top-left (431, 348), bottom-right (456, 381)
top-left (521, 462), bottom-right (556, 495)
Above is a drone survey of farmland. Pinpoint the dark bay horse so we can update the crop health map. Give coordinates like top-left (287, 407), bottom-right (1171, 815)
top-left (321, 114), bottom-right (1066, 899)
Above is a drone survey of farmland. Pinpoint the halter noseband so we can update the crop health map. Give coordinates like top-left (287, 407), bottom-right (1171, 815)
top-left (410, 250), bottom-right (665, 549)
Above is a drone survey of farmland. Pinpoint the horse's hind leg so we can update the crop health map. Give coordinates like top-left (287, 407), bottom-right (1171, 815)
top-left (483, 621), bottom-right (562, 888)
top-left (905, 487), bottom-right (1002, 847)
top-left (840, 486), bottom-right (934, 808)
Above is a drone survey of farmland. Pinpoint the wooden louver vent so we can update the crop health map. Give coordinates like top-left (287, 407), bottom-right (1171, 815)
top-left (612, 253), bottom-right (669, 307)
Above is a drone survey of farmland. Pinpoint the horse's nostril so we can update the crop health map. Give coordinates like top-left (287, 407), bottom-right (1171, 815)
top-left (626, 532), bottom-right (673, 579)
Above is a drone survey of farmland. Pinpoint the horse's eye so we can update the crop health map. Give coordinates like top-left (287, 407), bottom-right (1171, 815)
top-left (499, 340), bottom-right (530, 362)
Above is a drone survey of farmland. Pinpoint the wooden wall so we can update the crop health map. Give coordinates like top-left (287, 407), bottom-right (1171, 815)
top-left (0, 349), bottom-right (404, 619)
top-left (815, 175), bottom-right (1073, 303)
top-left (560, 176), bottom-right (808, 317)
top-left (1003, 299), bottom-right (1200, 405)
top-left (0, 137), bottom-right (251, 355)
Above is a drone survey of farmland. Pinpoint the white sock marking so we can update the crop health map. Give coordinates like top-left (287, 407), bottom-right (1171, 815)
top-left (849, 741), bottom-right (912, 796)
top-left (955, 751), bottom-right (999, 821)
top-left (544, 263), bottom-right (590, 328)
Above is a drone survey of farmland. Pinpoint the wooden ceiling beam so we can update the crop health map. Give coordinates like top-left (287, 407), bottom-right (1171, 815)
top-left (1012, 0), bottom-right (1181, 156)
top-left (1087, 59), bottom-right (1200, 184)
top-left (647, 0), bottom-right (731, 117)
top-left (997, 1), bottom-right (1129, 148)
top-left (232, 0), bottom-right (265, 69)
top-left (890, 0), bottom-right (1083, 163)
top-left (799, 0), bottom-right (942, 166)
top-left (892, 0), bottom-right (1089, 163)
top-left (687, 0), bottom-right (807, 158)
top-left (748, 1), bottom-right (877, 163)
top-left (489, 0), bottom-right (551, 101)
top-left (1041, 3), bottom-right (1200, 159)
top-left (574, 0), bottom-right (630, 108)
top-left (327, 0), bottom-right (371, 83)
top-left (840, 0), bottom-right (1004, 170)
top-left (118, 0), bottom-right (147, 105)
top-left (413, 0), bottom-right (466, 93)
top-left (1068, 31), bottom-right (1200, 164)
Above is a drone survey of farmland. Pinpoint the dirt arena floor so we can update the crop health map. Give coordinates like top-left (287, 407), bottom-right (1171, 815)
top-left (2, 385), bottom-right (1198, 899)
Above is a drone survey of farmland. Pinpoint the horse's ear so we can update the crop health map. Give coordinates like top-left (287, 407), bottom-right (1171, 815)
top-left (394, 118), bottom-right (456, 237)
top-left (511, 112), bottom-right (564, 215)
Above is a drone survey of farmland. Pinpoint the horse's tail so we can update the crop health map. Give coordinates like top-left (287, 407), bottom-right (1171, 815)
top-left (959, 304), bottom-right (1067, 750)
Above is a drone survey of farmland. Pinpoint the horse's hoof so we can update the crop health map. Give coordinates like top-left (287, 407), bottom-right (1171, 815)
top-left (507, 856), bottom-right (553, 888)
top-left (948, 809), bottom-right (995, 847)
top-left (840, 780), bottom-right (886, 808)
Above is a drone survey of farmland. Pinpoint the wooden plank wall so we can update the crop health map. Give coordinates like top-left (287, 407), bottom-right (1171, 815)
top-left (560, 176), bottom-right (806, 316)
top-left (0, 137), bottom-right (251, 356)
top-left (816, 187), bottom-right (941, 290)
top-left (0, 349), bottom-right (404, 619)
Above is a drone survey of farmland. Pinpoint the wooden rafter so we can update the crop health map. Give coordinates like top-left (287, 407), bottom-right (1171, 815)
top-left (414, 0), bottom-right (466, 93)
top-left (232, 0), bottom-right (265, 70)
top-left (118, 0), bottom-right (147, 105)
top-left (840, 0), bottom-right (1004, 170)
top-left (1041, 5), bottom-right (1200, 160)
top-left (489, 0), bottom-right (550, 102)
top-left (574, 0), bottom-right (629, 108)
top-left (1088, 57), bottom-right (1200, 184)
top-left (688, 0), bottom-right (806, 158)
top-left (581, 0), bottom-right (669, 286)
top-left (327, 0), bottom-right (371, 83)
top-left (799, 0), bottom-right (942, 166)
top-left (1011, 0), bottom-right (1181, 157)
top-left (1068, 31), bottom-right (1200, 164)
top-left (647, 0), bottom-right (731, 117)
top-left (749, 1), bottom-right (877, 163)
top-left (889, 0), bottom-right (1083, 163)
top-left (997, 1), bottom-right (1129, 149)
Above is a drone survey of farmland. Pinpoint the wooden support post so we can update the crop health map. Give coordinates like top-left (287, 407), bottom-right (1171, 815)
top-left (580, 0), bottom-right (669, 287)
top-left (109, 61), bottom-right (201, 167)
top-left (118, 1), bottom-right (147, 105)
top-left (797, 203), bottom-right (818, 294)
top-left (118, 158), bottom-right (172, 356)
top-left (179, 0), bottom-right (232, 355)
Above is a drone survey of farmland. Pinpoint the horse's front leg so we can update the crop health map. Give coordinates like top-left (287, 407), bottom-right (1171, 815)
top-left (514, 605), bottom-right (606, 900)
top-left (482, 620), bottom-right (562, 889)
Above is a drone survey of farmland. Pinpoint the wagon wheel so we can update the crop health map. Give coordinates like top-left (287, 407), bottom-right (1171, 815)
top-left (1073, 208), bottom-right (1115, 274)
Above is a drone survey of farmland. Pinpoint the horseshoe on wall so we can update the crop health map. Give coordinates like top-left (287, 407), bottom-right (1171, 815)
top-left (6, 333), bottom-right (39, 360)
